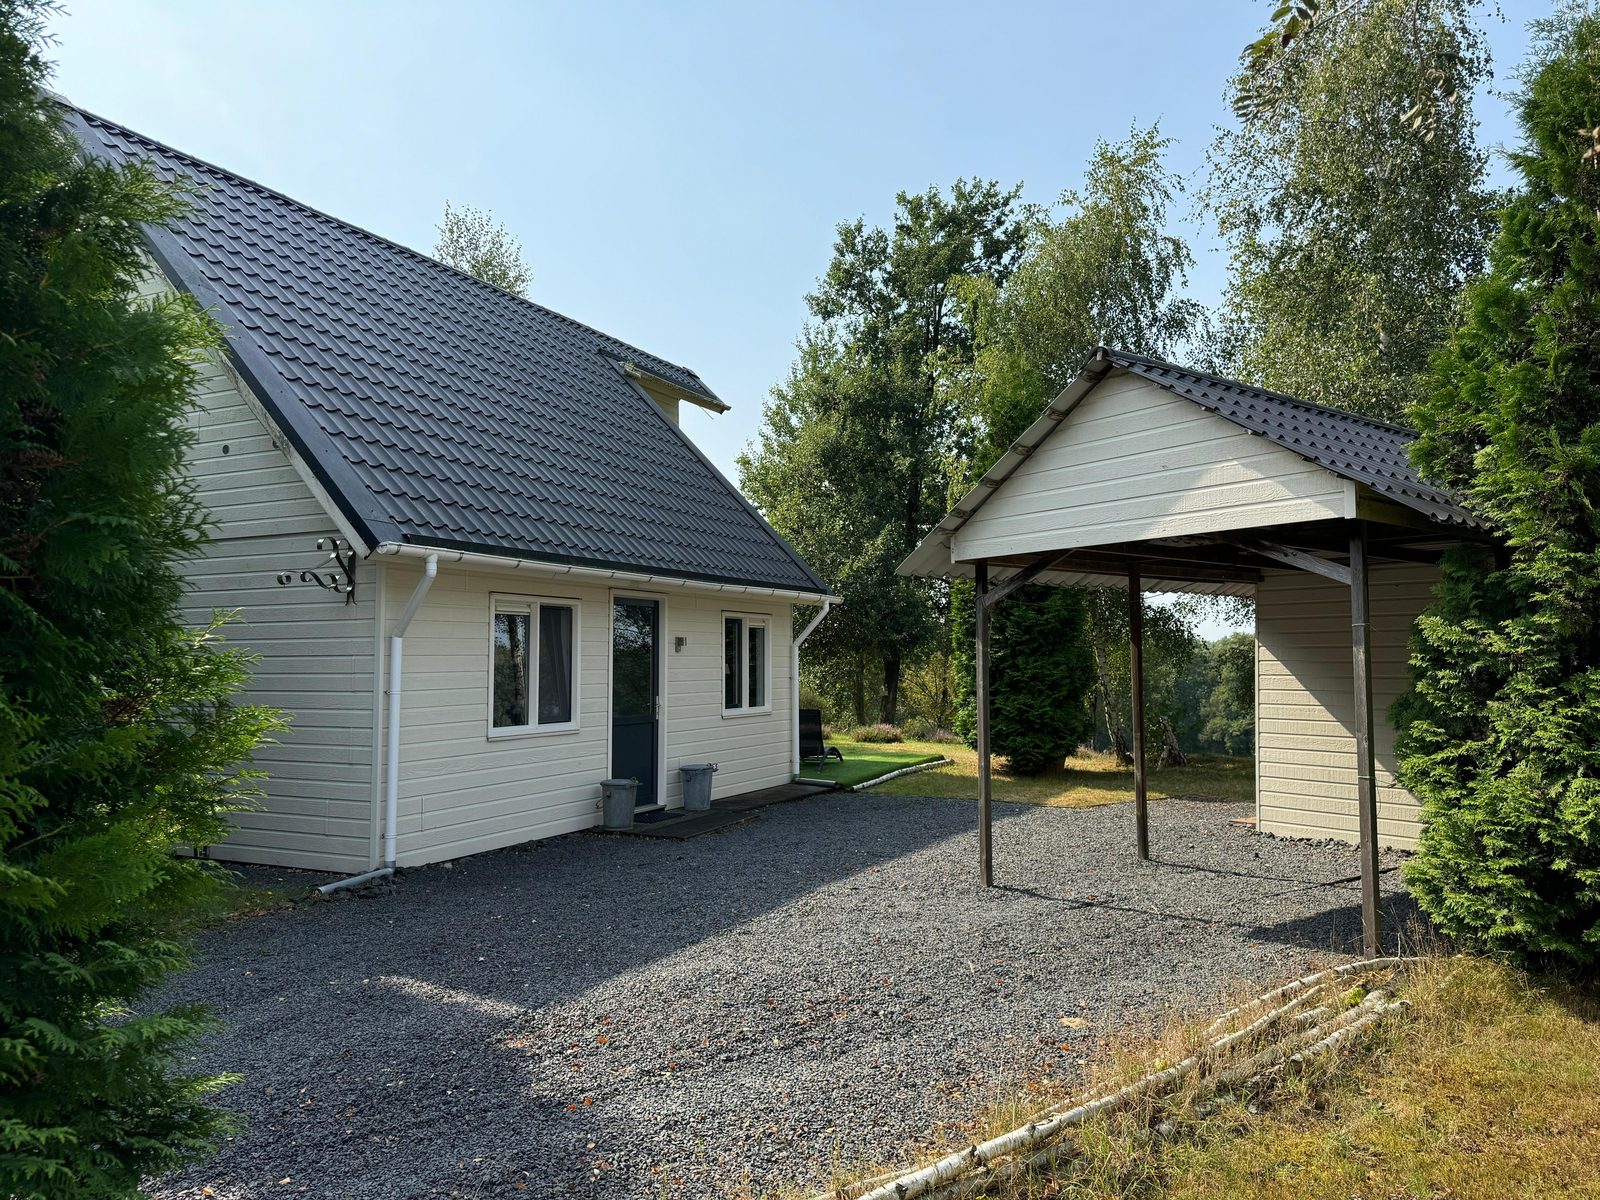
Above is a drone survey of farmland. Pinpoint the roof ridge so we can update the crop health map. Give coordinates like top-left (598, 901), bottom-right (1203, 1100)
top-left (63, 101), bottom-right (719, 403)
top-left (1104, 347), bottom-right (1418, 438)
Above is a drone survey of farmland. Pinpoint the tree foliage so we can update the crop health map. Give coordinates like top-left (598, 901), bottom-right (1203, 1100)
top-left (987, 588), bottom-right (1096, 775)
top-left (947, 130), bottom-right (1206, 771)
top-left (1396, 9), bottom-right (1600, 966)
top-left (959, 128), bottom-right (1206, 471)
top-left (434, 200), bottom-right (532, 297)
top-left (0, 4), bottom-right (284, 1191)
top-left (1175, 633), bottom-right (1257, 756)
top-left (1208, 0), bottom-right (1496, 420)
top-left (742, 180), bottom-right (1027, 722)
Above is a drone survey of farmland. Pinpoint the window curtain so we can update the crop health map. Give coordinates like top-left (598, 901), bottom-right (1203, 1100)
top-left (748, 624), bottom-right (766, 708)
top-left (724, 617), bottom-right (741, 708)
top-left (538, 604), bottom-right (574, 724)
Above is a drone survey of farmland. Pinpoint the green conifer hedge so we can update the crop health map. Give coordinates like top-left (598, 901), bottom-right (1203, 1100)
top-left (0, 3), bottom-right (283, 1192)
top-left (1398, 10), bottom-right (1600, 966)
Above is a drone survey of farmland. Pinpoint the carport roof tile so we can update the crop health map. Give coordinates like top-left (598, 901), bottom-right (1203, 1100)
top-left (1108, 350), bottom-right (1483, 531)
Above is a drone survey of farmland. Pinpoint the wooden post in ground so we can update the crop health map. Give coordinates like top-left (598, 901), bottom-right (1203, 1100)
top-left (975, 560), bottom-right (993, 887)
top-left (1349, 522), bottom-right (1381, 955)
top-left (1128, 564), bottom-right (1149, 861)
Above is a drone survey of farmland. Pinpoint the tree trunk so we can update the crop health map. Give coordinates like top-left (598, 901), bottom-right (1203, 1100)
top-left (1093, 643), bottom-right (1132, 764)
top-left (1158, 715), bottom-right (1189, 769)
top-left (881, 650), bottom-right (901, 725)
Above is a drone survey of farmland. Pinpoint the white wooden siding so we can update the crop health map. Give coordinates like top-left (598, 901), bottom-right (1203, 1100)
top-left (662, 594), bottom-right (794, 804)
top-left (952, 373), bottom-right (1352, 561)
top-left (1255, 562), bottom-right (1438, 849)
top-left (384, 560), bottom-right (795, 866)
top-left (152, 265), bottom-right (378, 873)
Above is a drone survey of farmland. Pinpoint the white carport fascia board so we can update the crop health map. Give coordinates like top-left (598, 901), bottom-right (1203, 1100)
top-left (373, 542), bottom-right (840, 605)
top-left (898, 349), bottom-right (1117, 580)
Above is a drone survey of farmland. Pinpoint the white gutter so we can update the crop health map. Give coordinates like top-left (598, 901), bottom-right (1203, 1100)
top-left (791, 599), bottom-right (833, 778)
top-left (374, 542), bottom-right (840, 605)
top-left (319, 553), bottom-right (439, 896)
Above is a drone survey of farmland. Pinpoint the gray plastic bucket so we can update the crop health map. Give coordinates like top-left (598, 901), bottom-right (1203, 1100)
top-left (680, 763), bottom-right (718, 812)
top-left (601, 778), bottom-right (638, 830)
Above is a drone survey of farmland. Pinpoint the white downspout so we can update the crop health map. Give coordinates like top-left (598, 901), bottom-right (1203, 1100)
top-left (319, 553), bottom-right (439, 895)
top-left (791, 600), bottom-right (833, 778)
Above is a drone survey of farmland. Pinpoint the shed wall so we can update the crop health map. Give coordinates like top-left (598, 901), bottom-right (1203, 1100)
top-left (952, 372), bottom-right (1352, 562)
top-left (383, 559), bottom-right (795, 867)
top-left (1255, 562), bottom-right (1438, 850)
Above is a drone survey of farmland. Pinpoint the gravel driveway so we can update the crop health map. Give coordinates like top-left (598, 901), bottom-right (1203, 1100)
top-left (150, 792), bottom-right (1410, 1199)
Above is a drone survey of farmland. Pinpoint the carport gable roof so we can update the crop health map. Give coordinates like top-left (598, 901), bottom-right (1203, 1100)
top-left (900, 348), bottom-right (1485, 594)
top-left (63, 104), bottom-right (829, 597)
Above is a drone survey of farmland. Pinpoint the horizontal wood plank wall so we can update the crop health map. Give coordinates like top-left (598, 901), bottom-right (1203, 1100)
top-left (663, 592), bottom-right (794, 805)
top-left (952, 372), bottom-right (1351, 562)
top-left (1255, 562), bottom-right (1440, 849)
top-left (386, 560), bottom-right (795, 866)
top-left (155, 269), bottom-right (377, 873)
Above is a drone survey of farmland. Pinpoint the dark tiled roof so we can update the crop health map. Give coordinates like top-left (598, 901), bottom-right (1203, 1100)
top-left (65, 106), bottom-right (828, 595)
top-left (1108, 349), bottom-right (1483, 529)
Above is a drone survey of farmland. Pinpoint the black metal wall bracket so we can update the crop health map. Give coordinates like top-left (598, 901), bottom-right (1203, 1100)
top-left (276, 536), bottom-right (357, 604)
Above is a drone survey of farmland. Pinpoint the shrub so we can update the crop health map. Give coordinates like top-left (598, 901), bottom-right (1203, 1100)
top-left (849, 723), bottom-right (904, 744)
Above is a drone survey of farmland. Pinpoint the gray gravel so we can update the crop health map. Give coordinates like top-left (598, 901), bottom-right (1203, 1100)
top-left (149, 793), bottom-right (1411, 1199)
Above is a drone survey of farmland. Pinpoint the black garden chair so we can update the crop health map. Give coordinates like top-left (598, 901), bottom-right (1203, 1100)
top-left (799, 708), bottom-right (843, 762)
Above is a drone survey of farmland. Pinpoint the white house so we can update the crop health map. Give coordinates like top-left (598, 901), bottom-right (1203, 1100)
top-left (67, 105), bottom-right (834, 878)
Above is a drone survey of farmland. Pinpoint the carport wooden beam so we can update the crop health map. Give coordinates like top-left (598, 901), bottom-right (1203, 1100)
top-left (1129, 564), bottom-right (1150, 860)
top-left (1350, 523), bottom-right (1381, 955)
top-left (976, 559), bottom-right (994, 887)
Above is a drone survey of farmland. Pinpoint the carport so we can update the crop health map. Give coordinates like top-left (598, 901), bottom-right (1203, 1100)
top-left (900, 348), bottom-right (1492, 955)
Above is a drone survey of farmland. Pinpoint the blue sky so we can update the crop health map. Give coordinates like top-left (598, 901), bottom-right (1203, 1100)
top-left (48, 1), bottom-right (1543, 633)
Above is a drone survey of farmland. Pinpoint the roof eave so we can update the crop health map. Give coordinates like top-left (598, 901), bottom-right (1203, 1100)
top-left (375, 541), bottom-right (838, 603)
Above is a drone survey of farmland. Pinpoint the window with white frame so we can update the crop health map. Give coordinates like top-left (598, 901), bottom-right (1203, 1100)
top-left (723, 613), bottom-right (769, 713)
top-left (491, 596), bottom-right (578, 733)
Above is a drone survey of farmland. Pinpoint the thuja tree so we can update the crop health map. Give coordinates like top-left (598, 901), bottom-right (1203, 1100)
top-left (0, 3), bottom-right (283, 1193)
top-left (1396, 9), bottom-right (1600, 965)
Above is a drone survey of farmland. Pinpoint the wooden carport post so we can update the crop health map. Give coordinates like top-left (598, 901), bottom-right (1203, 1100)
top-left (1349, 522), bottom-right (1381, 956)
top-left (975, 560), bottom-right (993, 887)
top-left (1128, 565), bottom-right (1149, 860)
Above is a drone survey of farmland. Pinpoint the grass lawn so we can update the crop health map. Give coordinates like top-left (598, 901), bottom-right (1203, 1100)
top-left (801, 740), bottom-right (947, 789)
top-left (833, 737), bottom-right (1254, 808)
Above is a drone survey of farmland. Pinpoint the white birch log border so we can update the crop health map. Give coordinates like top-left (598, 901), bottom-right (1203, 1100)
top-left (822, 957), bottom-right (1420, 1200)
top-left (846, 759), bottom-right (956, 792)
top-left (922, 992), bottom-right (1411, 1200)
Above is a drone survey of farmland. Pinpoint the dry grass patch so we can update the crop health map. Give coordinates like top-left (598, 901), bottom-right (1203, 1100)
top-left (1148, 956), bottom-right (1600, 1200)
top-left (843, 741), bottom-right (1253, 809)
top-left (801, 956), bottom-right (1600, 1200)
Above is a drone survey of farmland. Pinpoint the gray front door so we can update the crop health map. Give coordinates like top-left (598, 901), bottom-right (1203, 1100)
top-left (611, 597), bottom-right (659, 807)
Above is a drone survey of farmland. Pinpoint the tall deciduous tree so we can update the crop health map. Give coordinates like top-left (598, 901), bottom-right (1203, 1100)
top-left (949, 130), bottom-right (1206, 771)
top-left (1396, 8), bottom-right (1600, 966)
top-left (1207, 0), bottom-right (1496, 421)
top-left (434, 200), bottom-right (532, 297)
top-left (742, 180), bottom-right (1027, 722)
top-left (0, 4), bottom-right (283, 1191)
